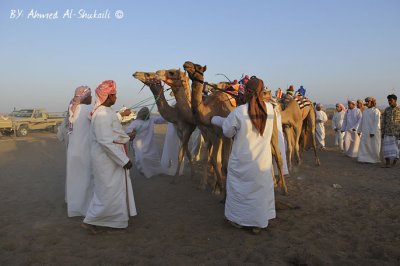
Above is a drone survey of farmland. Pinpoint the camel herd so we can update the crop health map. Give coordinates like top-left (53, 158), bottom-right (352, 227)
top-left (132, 61), bottom-right (320, 196)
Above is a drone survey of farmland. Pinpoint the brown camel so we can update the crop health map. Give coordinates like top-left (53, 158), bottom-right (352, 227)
top-left (183, 61), bottom-right (287, 194)
top-left (279, 97), bottom-right (320, 169)
top-left (155, 69), bottom-right (224, 191)
top-left (132, 71), bottom-right (196, 180)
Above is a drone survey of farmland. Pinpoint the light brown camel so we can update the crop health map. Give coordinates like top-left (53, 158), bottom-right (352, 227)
top-left (279, 97), bottom-right (320, 169)
top-left (155, 69), bottom-right (223, 191)
top-left (183, 61), bottom-right (288, 194)
top-left (132, 71), bottom-right (196, 180)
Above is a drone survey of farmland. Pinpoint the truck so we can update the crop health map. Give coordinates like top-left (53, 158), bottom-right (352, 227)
top-left (0, 108), bottom-right (66, 137)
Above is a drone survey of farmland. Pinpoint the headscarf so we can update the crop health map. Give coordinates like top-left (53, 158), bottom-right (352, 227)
top-left (91, 80), bottom-right (117, 117)
top-left (335, 103), bottom-right (346, 112)
top-left (245, 77), bottom-right (268, 136)
top-left (365, 96), bottom-right (377, 107)
top-left (68, 86), bottom-right (91, 133)
top-left (136, 107), bottom-right (150, 121)
top-left (286, 85), bottom-right (294, 96)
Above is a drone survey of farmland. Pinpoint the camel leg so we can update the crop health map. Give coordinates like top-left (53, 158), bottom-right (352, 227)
top-left (171, 127), bottom-right (185, 184)
top-left (283, 126), bottom-right (293, 171)
top-left (220, 136), bottom-right (232, 199)
top-left (197, 136), bottom-right (211, 190)
top-left (293, 123), bottom-right (302, 166)
top-left (181, 125), bottom-right (196, 178)
top-left (271, 115), bottom-right (288, 195)
top-left (209, 136), bottom-right (224, 195)
top-left (307, 112), bottom-right (321, 166)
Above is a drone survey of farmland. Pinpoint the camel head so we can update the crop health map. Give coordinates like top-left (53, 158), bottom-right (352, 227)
top-left (183, 61), bottom-right (207, 83)
top-left (156, 69), bottom-right (189, 89)
top-left (132, 71), bottom-right (157, 84)
top-left (132, 71), bottom-right (163, 97)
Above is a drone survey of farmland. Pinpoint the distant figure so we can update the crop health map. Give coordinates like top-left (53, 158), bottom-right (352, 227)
top-left (66, 86), bottom-right (93, 217)
top-left (341, 100), bottom-right (362, 158)
top-left (357, 99), bottom-right (365, 113)
top-left (286, 85), bottom-right (295, 97)
top-left (297, 85), bottom-right (306, 97)
top-left (189, 127), bottom-right (204, 162)
top-left (357, 97), bottom-right (381, 163)
top-left (381, 94), bottom-right (400, 167)
top-left (82, 80), bottom-right (137, 232)
top-left (315, 103), bottom-right (328, 150)
top-left (211, 77), bottom-right (275, 235)
top-left (125, 107), bottom-right (167, 178)
top-left (275, 88), bottom-right (283, 99)
top-left (332, 103), bottom-right (346, 151)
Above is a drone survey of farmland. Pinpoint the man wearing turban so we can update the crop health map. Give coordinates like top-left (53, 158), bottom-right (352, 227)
top-left (381, 94), bottom-right (400, 167)
top-left (65, 86), bottom-right (93, 217)
top-left (341, 100), bottom-right (362, 158)
top-left (211, 77), bottom-right (276, 235)
top-left (82, 80), bottom-right (137, 232)
top-left (332, 103), bottom-right (346, 151)
top-left (357, 97), bottom-right (381, 163)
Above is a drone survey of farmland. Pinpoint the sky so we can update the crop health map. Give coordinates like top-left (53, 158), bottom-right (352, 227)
top-left (0, 0), bottom-right (399, 112)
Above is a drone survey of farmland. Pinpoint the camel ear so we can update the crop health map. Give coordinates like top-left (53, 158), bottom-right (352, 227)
top-left (203, 65), bottom-right (207, 72)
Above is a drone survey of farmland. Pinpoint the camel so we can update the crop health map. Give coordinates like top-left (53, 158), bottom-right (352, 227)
top-left (132, 71), bottom-right (196, 180)
top-left (155, 68), bottom-right (225, 191)
top-left (183, 61), bottom-right (288, 194)
top-left (279, 97), bottom-right (320, 169)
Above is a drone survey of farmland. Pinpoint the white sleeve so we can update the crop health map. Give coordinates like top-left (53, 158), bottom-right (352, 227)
top-left (222, 110), bottom-right (240, 138)
top-left (93, 113), bottom-right (129, 167)
top-left (116, 112), bottom-right (122, 122)
top-left (211, 116), bottom-right (225, 127)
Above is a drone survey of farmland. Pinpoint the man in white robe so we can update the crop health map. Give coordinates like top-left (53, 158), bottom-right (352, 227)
top-left (315, 103), bottom-right (328, 150)
top-left (66, 86), bottom-right (93, 217)
top-left (83, 80), bottom-right (137, 231)
top-left (332, 103), bottom-right (346, 151)
top-left (357, 97), bottom-right (381, 163)
top-left (211, 78), bottom-right (275, 234)
top-left (125, 107), bottom-right (167, 178)
top-left (341, 100), bottom-right (362, 158)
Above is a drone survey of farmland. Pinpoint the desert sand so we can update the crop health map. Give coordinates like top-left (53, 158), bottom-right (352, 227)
top-left (0, 122), bottom-right (399, 265)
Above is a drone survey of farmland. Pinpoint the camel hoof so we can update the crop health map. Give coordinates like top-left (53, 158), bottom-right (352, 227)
top-left (212, 188), bottom-right (221, 195)
top-left (197, 183), bottom-right (207, 190)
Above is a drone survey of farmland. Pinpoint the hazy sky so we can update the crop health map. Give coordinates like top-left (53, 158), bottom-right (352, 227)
top-left (1, 0), bottom-right (399, 112)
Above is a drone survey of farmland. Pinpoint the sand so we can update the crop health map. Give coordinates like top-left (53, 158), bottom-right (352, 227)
top-left (0, 123), bottom-right (399, 265)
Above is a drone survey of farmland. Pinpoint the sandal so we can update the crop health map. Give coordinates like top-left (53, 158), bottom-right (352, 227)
top-left (80, 223), bottom-right (99, 235)
top-left (229, 221), bottom-right (243, 229)
top-left (252, 227), bottom-right (262, 235)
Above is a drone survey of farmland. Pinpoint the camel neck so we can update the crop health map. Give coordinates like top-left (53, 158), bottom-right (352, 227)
top-left (148, 86), bottom-right (178, 124)
top-left (191, 80), bottom-right (209, 125)
top-left (171, 84), bottom-right (196, 125)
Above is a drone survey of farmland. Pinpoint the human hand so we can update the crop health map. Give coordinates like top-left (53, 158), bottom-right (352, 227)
top-left (124, 160), bottom-right (133, 170)
top-left (128, 130), bottom-right (136, 140)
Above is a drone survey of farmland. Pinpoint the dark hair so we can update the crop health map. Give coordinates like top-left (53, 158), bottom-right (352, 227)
top-left (387, 94), bottom-right (397, 101)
